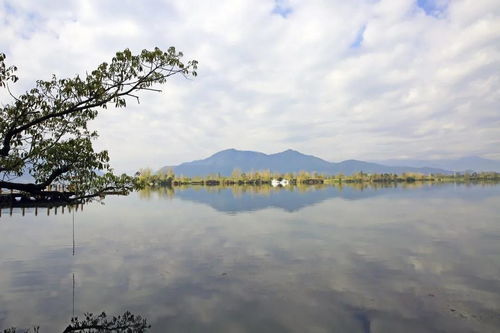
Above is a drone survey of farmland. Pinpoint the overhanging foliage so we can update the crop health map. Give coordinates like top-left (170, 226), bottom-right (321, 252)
top-left (0, 48), bottom-right (197, 201)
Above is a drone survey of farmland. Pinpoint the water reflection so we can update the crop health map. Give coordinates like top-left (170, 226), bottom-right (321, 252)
top-left (140, 182), bottom-right (500, 213)
top-left (1, 184), bottom-right (500, 332)
top-left (1, 205), bottom-right (151, 332)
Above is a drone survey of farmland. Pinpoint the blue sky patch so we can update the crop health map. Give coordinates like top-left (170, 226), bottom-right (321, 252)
top-left (3, 1), bottom-right (16, 16)
top-left (350, 25), bottom-right (366, 48)
top-left (272, 0), bottom-right (293, 18)
top-left (417, 0), bottom-right (448, 17)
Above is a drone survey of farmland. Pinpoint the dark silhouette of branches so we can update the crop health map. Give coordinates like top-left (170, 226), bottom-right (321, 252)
top-left (3, 311), bottom-right (150, 333)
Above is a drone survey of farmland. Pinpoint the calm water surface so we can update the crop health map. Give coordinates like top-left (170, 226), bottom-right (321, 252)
top-left (1, 183), bottom-right (499, 332)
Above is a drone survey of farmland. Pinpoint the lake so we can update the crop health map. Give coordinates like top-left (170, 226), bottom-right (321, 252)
top-left (1, 183), bottom-right (499, 332)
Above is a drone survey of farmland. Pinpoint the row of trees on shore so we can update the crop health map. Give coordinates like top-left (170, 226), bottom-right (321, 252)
top-left (136, 168), bottom-right (500, 187)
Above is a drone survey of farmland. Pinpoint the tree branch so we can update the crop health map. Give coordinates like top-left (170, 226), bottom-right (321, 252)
top-left (0, 165), bottom-right (71, 193)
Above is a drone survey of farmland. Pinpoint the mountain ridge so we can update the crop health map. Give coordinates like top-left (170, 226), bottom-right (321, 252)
top-left (157, 149), bottom-right (478, 176)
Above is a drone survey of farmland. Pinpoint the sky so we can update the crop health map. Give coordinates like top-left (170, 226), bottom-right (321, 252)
top-left (0, 0), bottom-right (499, 173)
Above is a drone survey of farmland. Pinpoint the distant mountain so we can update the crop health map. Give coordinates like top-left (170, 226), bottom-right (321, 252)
top-left (373, 156), bottom-right (500, 172)
top-left (159, 149), bottom-right (450, 176)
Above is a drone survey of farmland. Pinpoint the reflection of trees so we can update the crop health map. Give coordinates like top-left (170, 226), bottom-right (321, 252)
top-left (138, 186), bottom-right (175, 200)
top-left (3, 311), bottom-right (150, 332)
top-left (138, 183), bottom-right (441, 199)
top-left (137, 186), bottom-right (154, 200)
top-left (139, 183), bottom-right (414, 200)
top-left (62, 312), bottom-right (150, 332)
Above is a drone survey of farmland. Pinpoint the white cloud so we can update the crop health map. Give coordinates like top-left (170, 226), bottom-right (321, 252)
top-left (1, 0), bottom-right (499, 173)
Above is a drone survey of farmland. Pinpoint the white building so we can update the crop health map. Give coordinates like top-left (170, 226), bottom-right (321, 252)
top-left (271, 178), bottom-right (289, 187)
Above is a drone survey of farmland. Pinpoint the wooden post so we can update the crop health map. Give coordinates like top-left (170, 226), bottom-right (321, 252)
top-left (55, 206), bottom-right (58, 215)
top-left (35, 206), bottom-right (38, 216)
top-left (10, 206), bottom-right (13, 216)
top-left (22, 207), bottom-right (25, 216)
top-left (47, 207), bottom-right (50, 216)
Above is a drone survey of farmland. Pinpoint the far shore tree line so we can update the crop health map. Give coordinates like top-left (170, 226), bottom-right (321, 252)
top-left (136, 167), bottom-right (500, 187)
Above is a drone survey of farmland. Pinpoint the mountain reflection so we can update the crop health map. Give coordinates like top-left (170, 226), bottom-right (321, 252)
top-left (139, 182), bottom-right (500, 213)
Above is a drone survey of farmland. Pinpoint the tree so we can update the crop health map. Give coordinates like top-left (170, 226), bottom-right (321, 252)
top-left (0, 48), bottom-right (197, 202)
top-left (230, 168), bottom-right (242, 179)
